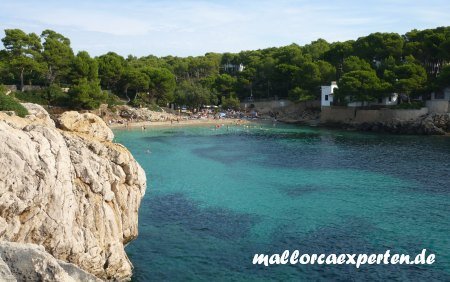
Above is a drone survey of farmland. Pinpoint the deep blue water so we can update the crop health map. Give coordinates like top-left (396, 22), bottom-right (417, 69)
top-left (114, 123), bottom-right (450, 281)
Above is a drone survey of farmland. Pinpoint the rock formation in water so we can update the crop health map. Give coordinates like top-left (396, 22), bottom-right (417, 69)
top-left (0, 104), bottom-right (146, 281)
top-left (349, 113), bottom-right (450, 135)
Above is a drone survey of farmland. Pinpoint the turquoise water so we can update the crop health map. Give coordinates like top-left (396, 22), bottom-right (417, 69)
top-left (114, 123), bottom-right (450, 281)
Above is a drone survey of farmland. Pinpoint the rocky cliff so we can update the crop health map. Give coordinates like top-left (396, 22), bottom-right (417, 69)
top-left (0, 104), bottom-right (146, 281)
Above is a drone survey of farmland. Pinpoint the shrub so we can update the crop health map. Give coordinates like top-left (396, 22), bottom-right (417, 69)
top-left (391, 101), bottom-right (425, 109)
top-left (14, 90), bottom-right (48, 105)
top-left (69, 79), bottom-right (107, 109)
top-left (106, 93), bottom-right (125, 107)
top-left (0, 93), bottom-right (29, 117)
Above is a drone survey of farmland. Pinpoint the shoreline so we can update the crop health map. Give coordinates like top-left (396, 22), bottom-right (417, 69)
top-left (109, 118), bottom-right (251, 129)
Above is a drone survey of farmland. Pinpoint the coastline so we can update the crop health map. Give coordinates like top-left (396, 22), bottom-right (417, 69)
top-left (109, 118), bottom-right (250, 129)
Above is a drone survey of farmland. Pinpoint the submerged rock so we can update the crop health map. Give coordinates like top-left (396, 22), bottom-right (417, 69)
top-left (0, 104), bottom-right (146, 280)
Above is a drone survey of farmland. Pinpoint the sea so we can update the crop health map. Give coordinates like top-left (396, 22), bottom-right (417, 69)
top-left (113, 122), bottom-right (450, 281)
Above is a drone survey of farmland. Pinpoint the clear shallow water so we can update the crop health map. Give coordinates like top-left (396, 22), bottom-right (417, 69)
top-left (114, 123), bottom-right (450, 281)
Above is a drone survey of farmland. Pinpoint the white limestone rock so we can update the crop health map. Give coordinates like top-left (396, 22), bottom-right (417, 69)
top-left (0, 241), bottom-right (101, 282)
top-left (57, 111), bottom-right (114, 141)
top-left (0, 105), bottom-right (146, 280)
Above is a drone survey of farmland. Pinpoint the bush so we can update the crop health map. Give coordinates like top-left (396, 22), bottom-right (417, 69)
top-left (0, 93), bottom-right (29, 117)
top-left (288, 87), bottom-right (315, 102)
top-left (129, 92), bottom-right (150, 108)
top-left (14, 90), bottom-right (48, 105)
top-left (106, 93), bottom-right (125, 107)
top-left (69, 79), bottom-right (107, 110)
top-left (221, 95), bottom-right (240, 110)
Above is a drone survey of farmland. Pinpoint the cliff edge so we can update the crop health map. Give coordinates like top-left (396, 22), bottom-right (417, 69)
top-left (0, 104), bottom-right (146, 281)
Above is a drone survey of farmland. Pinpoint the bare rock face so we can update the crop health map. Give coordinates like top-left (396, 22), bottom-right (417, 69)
top-left (0, 105), bottom-right (146, 280)
top-left (57, 111), bottom-right (114, 141)
top-left (0, 254), bottom-right (16, 282)
top-left (0, 241), bottom-right (100, 282)
top-left (22, 103), bottom-right (55, 127)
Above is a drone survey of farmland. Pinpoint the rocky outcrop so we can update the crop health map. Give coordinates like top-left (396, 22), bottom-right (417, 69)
top-left (0, 104), bottom-right (146, 280)
top-left (96, 105), bottom-right (177, 125)
top-left (57, 111), bottom-right (114, 141)
top-left (0, 241), bottom-right (100, 282)
top-left (351, 113), bottom-right (450, 135)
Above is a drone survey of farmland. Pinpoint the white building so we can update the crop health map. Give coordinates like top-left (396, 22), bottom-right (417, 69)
top-left (321, 81), bottom-right (398, 107)
top-left (223, 63), bottom-right (245, 73)
top-left (321, 81), bottom-right (338, 107)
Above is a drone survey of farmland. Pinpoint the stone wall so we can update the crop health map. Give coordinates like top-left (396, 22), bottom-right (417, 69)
top-left (320, 107), bottom-right (356, 123)
top-left (321, 106), bottom-right (429, 124)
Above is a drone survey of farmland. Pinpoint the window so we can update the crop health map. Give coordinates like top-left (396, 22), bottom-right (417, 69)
top-left (388, 97), bottom-right (392, 102)
top-left (325, 95), bottom-right (329, 101)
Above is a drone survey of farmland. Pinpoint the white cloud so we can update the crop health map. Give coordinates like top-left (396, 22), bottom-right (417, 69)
top-left (0, 0), bottom-right (449, 56)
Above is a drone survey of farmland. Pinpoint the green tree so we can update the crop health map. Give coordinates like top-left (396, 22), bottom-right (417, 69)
top-left (342, 56), bottom-right (372, 73)
top-left (335, 70), bottom-right (389, 105)
top-left (69, 78), bottom-right (107, 109)
top-left (120, 67), bottom-right (149, 102)
top-left (354, 32), bottom-right (404, 61)
top-left (288, 87), bottom-right (315, 102)
top-left (316, 60), bottom-right (336, 83)
top-left (70, 51), bottom-right (98, 82)
top-left (393, 63), bottom-right (427, 100)
top-left (97, 52), bottom-right (125, 91)
top-left (436, 65), bottom-right (450, 89)
top-left (41, 30), bottom-right (74, 85)
top-left (303, 38), bottom-right (330, 60)
top-left (2, 29), bottom-right (43, 90)
top-left (142, 67), bottom-right (176, 105)
top-left (221, 95), bottom-right (240, 110)
top-left (214, 73), bottom-right (237, 97)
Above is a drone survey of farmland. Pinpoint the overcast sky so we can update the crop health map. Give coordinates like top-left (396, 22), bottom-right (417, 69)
top-left (1, 0), bottom-right (449, 57)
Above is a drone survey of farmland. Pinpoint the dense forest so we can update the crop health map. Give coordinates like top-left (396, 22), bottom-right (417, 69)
top-left (0, 27), bottom-right (449, 111)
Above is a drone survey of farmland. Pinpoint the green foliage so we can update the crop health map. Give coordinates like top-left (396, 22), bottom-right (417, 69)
top-left (69, 78), bottom-right (107, 109)
top-left (303, 39), bottom-right (330, 60)
top-left (214, 73), bottom-right (237, 97)
top-left (14, 90), bottom-right (48, 105)
top-left (221, 95), bottom-right (240, 110)
top-left (71, 51), bottom-right (98, 82)
top-left (106, 92), bottom-right (125, 107)
top-left (41, 30), bottom-right (74, 84)
top-left (0, 26), bottom-right (449, 109)
top-left (436, 65), bottom-right (450, 89)
top-left (175, 81), bottom-right (212, 110)
top-left (0, 90), bottom-right (29, 117)
top-left (335, 70), bottom-right (390, 103)
top-left (393, 63), bottom-right (427, 97)
top-left (141, 67), bottom-right (176, 105)
top-left (2, 29), bottom-right (44, 89)
top-left (14, 85), bottom-right (71, 107)
top-left (391, 101), bottom-right (425, 109)
top-left (288, 87), bottom-right (315, 102)
top-left (97, 52), bottom-right (125, 90)
top-left (342, 56), bottom-right (373, 73)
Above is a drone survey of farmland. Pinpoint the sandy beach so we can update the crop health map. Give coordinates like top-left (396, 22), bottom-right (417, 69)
top-left (108, 118), bottom-right (251, 129)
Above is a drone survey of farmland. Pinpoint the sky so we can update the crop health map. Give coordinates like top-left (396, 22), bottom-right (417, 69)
top-left (0, 0), bottom-right (449, 57)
